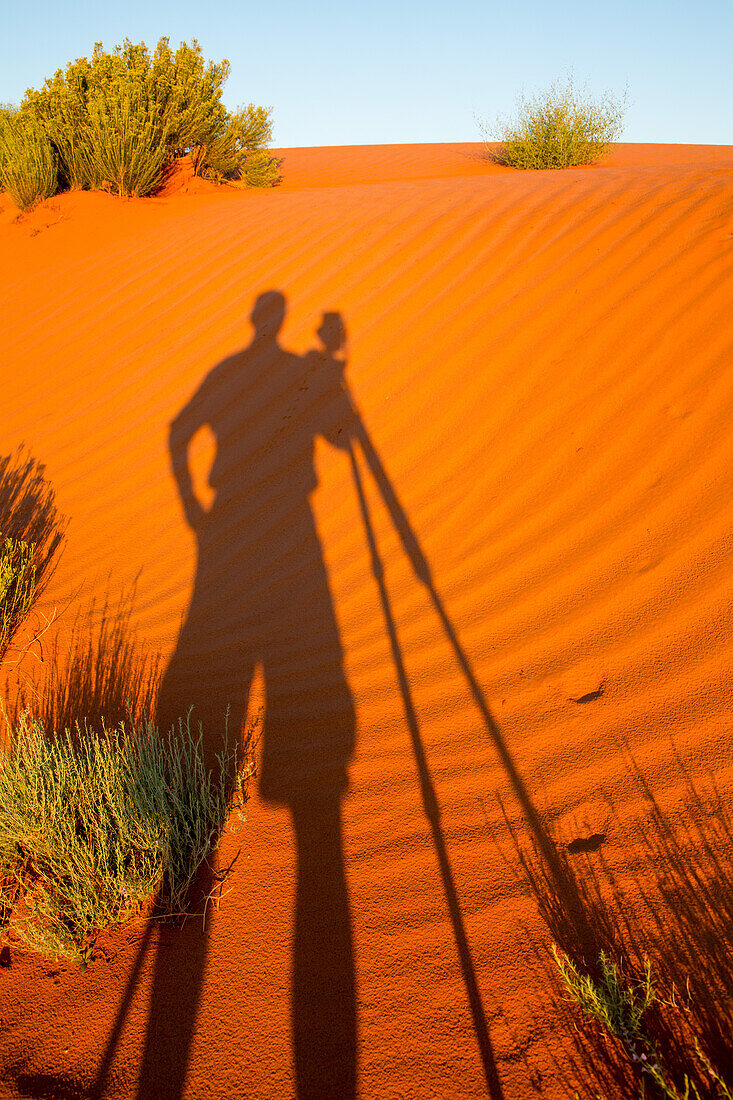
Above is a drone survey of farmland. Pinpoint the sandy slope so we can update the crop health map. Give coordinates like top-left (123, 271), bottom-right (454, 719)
top-left (1, 142), bottom-right (732, 1099)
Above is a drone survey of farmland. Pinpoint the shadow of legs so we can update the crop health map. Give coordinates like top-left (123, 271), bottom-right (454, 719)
top-left (291, 796), bottom-right (357, 1100)
top-left (135, 864), bottom-right (215, 1100)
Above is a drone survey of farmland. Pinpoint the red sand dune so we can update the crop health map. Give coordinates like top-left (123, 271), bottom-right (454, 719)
top-left (1, 142), bottom-right (733, 1099)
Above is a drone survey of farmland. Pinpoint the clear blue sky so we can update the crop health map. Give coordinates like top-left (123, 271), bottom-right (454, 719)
top-left (3, 0), bottom-right (732, 147)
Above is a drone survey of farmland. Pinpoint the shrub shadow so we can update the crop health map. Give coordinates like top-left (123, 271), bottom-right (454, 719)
top-left (16, 590), bottom-right (160, 737)
top-left (506, 757), bottom-right (733, 1098)
top-left (0, 446), bottom-right (64, 601)
top-left (0, 447), bottom-right (65, 677)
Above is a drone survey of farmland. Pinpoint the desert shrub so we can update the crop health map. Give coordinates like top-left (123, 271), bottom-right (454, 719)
top-left (243, 149), bottom-right (282, 188)
top-left (0, 538), bottom-right (36, 663)
top-left (505, 761), bottom-right (733, 1097)
top-left (0, 108), bottom-right (58, 209)
top-left (481, 76), bottom-right (627, 169)
top-left (199, 103), bottom-right (276, 181)
top-left (21, 38), bottom-right (277, 196)
top-left (20, 61), bottom-right (96, 190)
top-left (151, 38), bottom-right (232, 168)
top-left (84, 94), bottom-right (168, 198)
top-left (0, 713), bottom-right (255, 961)
top-left (554, 948), bottom-right (733, 1099)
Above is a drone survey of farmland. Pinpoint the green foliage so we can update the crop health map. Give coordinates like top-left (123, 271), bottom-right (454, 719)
top-left (85, 94), bottom-right (168, 198)
top-left (150, 38), bottom-right (231, 164)
top-left (21, 59), bottom-right (97, 190)
top-left (0, 714), bottom-right (254, 961)
top-left (19, 37), bottom-right (277, 197)
top-left (553, 946), bottom-right (654, 1047)
top-left (243, 149), bottom-right (282, 188)
top-left (0, 537), bottom-right (37, 663)
top-left (0, 108), bottom-right (58, 210)
top-left (199, 103), bottom-right (275, 181)
top-left (481, 76), bottom-right (627, 169)
top-left (553, 947), bottom-right (732, 1099)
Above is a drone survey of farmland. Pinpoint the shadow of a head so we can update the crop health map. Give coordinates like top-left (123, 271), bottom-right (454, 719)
top-left (250, 289), bottom-right (286, 340)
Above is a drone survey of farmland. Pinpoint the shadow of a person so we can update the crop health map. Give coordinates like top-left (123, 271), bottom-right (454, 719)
top-left (137, 292), bottom-right (358, 1099)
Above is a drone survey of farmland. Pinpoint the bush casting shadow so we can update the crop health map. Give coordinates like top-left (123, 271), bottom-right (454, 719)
top-left (506, 758), bottom-right (733, 1098)
top-left (0, 446), bottom-right (65, 668)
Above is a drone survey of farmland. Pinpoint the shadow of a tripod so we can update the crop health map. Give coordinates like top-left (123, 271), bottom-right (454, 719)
top-left (347, 405), bottom-right (573, 1099)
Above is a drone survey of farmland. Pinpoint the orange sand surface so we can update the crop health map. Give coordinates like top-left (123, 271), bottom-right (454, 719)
top-left (1, 142), bottom-right (732, 1099)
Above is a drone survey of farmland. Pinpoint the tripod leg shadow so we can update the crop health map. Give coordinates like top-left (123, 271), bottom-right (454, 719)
top-left (349, 442), bottom-right (506, 1100)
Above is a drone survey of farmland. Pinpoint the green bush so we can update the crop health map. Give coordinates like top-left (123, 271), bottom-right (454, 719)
top-left (0, 713), bottom-right (254, 961)
top-left (0, 108), bottom-right (58, 209)
top-left (481, 76), bottom-right (627, 169)
top-left (20, 38), bottom-right (277, 197)
top-left (199, 103), bottom-right (276, 182)
top-left (243, 150), bottom-right (282, 188)
top-left (85, 94), bottom-right (169, 198)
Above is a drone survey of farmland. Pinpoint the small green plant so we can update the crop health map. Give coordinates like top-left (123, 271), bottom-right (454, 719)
top-left (0, 712), bottom-right (255, 962)
top-left (480, 76), bottom-right (627, 169)
top-left (553, 946), bottom-right (733, 1099)
top-left (0, 537), bottom-right (37, 663)
top-left (552, 947), bottom-right (658, 1068)
top-left (0, 108), bottom-right (58, 210)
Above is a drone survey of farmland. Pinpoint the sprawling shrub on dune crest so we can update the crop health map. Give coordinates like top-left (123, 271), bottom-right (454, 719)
top-left (480, 75), bottom-right (627, 169)
top-left (4, 37), bottom-right (278, 200)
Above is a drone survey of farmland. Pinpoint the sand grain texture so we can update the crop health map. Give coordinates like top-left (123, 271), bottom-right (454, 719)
top-left (1, 142), bottom-right (732, 1099)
